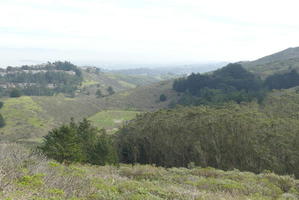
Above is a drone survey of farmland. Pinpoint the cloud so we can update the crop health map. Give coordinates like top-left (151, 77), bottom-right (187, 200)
top-left (0, 0), bottom-right (299, 66)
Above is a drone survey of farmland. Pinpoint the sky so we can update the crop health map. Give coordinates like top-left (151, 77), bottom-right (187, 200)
top-left (0, 0), bottom-right (299, 68)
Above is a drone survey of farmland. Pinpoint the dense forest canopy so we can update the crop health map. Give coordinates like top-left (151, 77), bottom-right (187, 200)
top-left (173, 63), bottom-right (299, 106)
top-left (116, 103), bottom-right (299, 177)
top-left (264, 69), bottom-right (299, 90)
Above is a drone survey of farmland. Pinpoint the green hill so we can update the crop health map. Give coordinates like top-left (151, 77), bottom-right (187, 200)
top-left (241, 47), bottom-right (299, 78)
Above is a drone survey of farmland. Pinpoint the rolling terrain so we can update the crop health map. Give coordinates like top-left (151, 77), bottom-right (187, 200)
top-left (0, 52), bottom-right (299, 199)
top-left (0, 66), bottom-right (178, 144)
top-left (2, 47), bottom-right (299, 144)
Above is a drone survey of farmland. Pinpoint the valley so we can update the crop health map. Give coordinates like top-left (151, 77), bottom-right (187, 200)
top-left (0, 48), bottom-right (299, 199)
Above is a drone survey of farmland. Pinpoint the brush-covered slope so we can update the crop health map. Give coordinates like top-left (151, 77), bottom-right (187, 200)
top-left (1, 143), bottom-right (298, 200)
top-left (242, 47), bottom-right (299, 78)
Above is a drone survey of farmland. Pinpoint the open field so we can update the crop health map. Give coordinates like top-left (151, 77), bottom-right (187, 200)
top-left (88, 110), bottom-right (140, 133)
top-left (1, 143), bottom-right (298, 200)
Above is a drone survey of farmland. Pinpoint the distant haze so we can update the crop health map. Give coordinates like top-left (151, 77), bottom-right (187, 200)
top-left (1, 0), bottom-right (299, 68)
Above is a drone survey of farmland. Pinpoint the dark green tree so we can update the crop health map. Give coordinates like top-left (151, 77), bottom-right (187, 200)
top-left (39, 119), bottom-right (118, 165)
top-left (159, 94), bottom-right (167, 102)
top-left (0, 114), bottom-right (5, 128)
top-left (107, 86), bottom-right (115, 95)
top-left (10, 89), bottom-right (21, 98)
top-left (39, 124), bottom-right (84, 163)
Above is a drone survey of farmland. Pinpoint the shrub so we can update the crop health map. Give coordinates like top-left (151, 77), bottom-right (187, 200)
top-left (159, 94), bottom-right (167, 102)
top-left (107, 86), bottom-right (115, 95)
top-left (10, 88), bottom-right (21, 97)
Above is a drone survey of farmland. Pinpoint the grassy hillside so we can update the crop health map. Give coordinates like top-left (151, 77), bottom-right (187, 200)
top-left (0, 96), bottom-right (53, 143)
top-left (242, 47), bottom-right (299, 78)
top-left (1, 143), bottom-right (298, 200)
top-left (102, 80), bottom-right (179, 111)
top-left (0, 95), bottom-right (103, 144)
top-left (0, 67), bottom-right (179, 144)
top-left (80, 69), bottom-right (175, 97)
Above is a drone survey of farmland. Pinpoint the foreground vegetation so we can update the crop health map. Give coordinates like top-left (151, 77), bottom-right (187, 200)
top-left (1, 143), bottom-right (298, 200)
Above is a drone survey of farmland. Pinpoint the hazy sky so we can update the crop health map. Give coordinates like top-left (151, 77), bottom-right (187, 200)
top-left (0, 0), bottom-right (299, 67)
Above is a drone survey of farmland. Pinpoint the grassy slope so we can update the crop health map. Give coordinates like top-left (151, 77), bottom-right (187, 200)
top-left (242, 47), bottom-right (299, 78)
top-left (101, 80), bottom-right (179, 111)
top-left (88, 110), bottom-right (140, 133)
top-left (81, 70), bottom-right (174, 95)
top-left (0, 95), bottom-right (104, 144)
top-left (0, 96), bottom-right (53, 143)
top-left (1, 143), bottom-right (298, 200)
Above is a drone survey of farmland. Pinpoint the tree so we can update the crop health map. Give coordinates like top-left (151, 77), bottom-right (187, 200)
top-left (39, 124), bottom-right (84, 163)
top-left (10, 89), bottom-right (21, 98)
top-left (0, 102), bottom-right (3, 109)
top-left (107, 86), bottom-right (115, 95)
top-left (0, 114), bottom-right (5, 128)
top-left (159, 94), bottom-right (167, 102)
top-left (39, 119), bottom-right (118, 165)
top-left (96, 89), bottom-right (103, 98)
top-left (172, 63), bottom-right (265, 106)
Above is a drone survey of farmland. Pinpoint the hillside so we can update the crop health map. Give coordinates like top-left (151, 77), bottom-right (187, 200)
top-left (1, 143), bottom-right (298, 200)
top-left (0, 63), bottom-right (180, 144)
top-left (0, 80), bottom-right (177, 144)
top-left (4, 61), bottom-right (299, 145)
top-left (101, 80), bottom-right (179, 111)
top-left (242, 47), bottom-right (299, 78)
top-left (80, 67), bottom-right (177, 96)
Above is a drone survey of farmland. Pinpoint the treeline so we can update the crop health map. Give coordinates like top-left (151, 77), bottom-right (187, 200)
top-left (173, 63), bottom-right (299, 106)
top-left (5, 61), bottom-right (81, 76)
top-left (264, 69), bottom-right (299, 90)
top-left (40, 102), bottom-right (299, 177)
top-left (117, 103), bottom-right (299, 177)
top-left (0, 101), bottom-right (4, 128)
top-left (0, 61), bottom-right (82, 97)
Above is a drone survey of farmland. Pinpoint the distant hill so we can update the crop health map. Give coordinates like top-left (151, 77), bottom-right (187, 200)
top-left (241, 47), bottom-right (299, 78)
top-left (0, 61), bottom-right (83, 96)
top-left (106, 62), bottom-right (227, 76)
